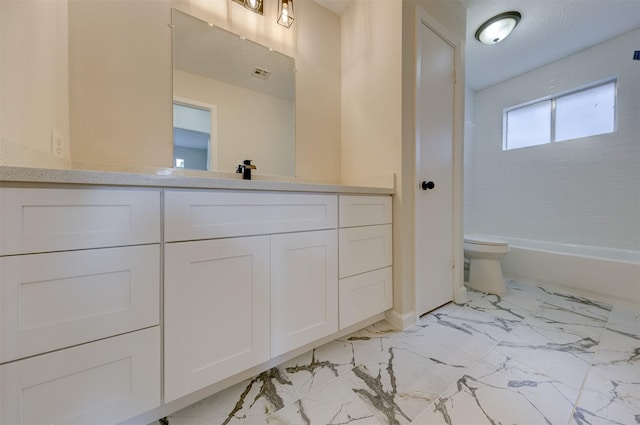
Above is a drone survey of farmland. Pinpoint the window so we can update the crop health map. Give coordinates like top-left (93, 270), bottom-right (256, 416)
top-left (505, 100), bottom-right (551, 149)
top-left (503, 80), bottom-right (616, 150)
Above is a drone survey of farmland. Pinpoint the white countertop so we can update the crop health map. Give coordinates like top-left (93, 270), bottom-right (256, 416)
top-left (0, 166), bottom-right (394, 195)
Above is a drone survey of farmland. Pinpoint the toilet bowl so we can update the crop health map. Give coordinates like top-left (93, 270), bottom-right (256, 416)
top-left (464, 234), bottom-right (510, 294)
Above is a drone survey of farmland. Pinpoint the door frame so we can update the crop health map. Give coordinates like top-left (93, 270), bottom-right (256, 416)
top-left (173, 96), bottom-right (218, 171)
top-left (413, 7), bottom-right (466, 318)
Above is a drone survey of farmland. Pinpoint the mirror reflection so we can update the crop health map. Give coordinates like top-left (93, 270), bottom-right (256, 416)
top-left (171, 9), bottom-right (296, 176)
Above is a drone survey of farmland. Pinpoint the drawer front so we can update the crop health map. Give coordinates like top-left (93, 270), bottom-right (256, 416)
top-left (0, 188), bottom-right (160, 255)
top-left (339, 267), bottom-right (393, 329)
top-left (339, 195), bottom-right (392, 228)
top-left (0, 327), bottom-right (160, 425)
top-left (0, 245), bottom-right (160, 363)
top-left (339, 224), bottom-right (392, 278)
top-left (165, 190), bottom-right (338, 242)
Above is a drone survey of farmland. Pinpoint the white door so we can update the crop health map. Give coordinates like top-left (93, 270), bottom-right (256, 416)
top-left (415, 17), bottom-right (456, 316)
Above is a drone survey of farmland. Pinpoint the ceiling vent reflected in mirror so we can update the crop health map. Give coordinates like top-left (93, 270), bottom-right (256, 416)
top-left (252, 67), bottom-right (272, 80)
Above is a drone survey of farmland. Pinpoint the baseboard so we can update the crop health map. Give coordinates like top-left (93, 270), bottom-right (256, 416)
top-left (453, 284), bottom-right (468, 305)
top-left (385, 309), bottom-right (416, 330)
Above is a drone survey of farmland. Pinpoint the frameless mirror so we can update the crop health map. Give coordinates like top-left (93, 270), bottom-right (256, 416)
top-left (171, 9), bottom-right (296, 176)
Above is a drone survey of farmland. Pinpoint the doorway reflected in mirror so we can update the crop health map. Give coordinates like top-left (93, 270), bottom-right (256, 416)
top-left (173, 101), bottom-right (216, 171)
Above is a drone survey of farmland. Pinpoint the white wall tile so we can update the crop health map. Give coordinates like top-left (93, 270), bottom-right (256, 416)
top-left (465, 29), bottom-right (640, 251)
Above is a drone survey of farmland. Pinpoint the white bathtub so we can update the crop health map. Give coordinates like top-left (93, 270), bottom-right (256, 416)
top-left (497, 237), bottom-right (640, 305)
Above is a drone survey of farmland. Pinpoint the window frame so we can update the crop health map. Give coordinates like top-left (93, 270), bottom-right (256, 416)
top-left (502, 78), bottom-right (617, 151)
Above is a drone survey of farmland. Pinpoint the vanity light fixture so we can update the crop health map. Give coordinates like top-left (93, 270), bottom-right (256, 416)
top-left (232, 0), bottom-right (264, 15)
top-left (475, 11), bottom-right (521, 44)
top-left (277, 0), bottom-right (294, 28)
top-left (244, 0), bottom-right (263, 13)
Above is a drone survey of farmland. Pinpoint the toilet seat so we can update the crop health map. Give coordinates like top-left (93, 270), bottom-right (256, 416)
top-left (464, 234), bottom-right (508, 247)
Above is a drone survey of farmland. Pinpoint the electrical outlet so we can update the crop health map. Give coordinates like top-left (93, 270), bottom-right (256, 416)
top-left (51, 130), bottom-right (64, 157)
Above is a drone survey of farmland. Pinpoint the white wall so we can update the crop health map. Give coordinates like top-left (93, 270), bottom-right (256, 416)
top-left (1, 0), bottom-right (341, 181)
top-left (68, 0), bottom-right (173, 168)
top-left (174, 70), bottom-right (295, 176)
top-left (466, 29), bottom-right (640, 251)
top-left (294, 0), bottom-right (342, 183)
top-left (341, 0), bottom-right (402, 186)
top-left (463, 85), bottom-right (475, 233)
top-left (0, 0), bottom-right (71, 166)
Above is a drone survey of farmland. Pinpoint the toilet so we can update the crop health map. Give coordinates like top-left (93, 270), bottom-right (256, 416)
top-left (464, 234), bottom-right (510, 294)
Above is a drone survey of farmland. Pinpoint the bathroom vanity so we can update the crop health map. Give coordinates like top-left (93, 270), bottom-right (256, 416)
top-left (0, 167), bottom-right (393, 425)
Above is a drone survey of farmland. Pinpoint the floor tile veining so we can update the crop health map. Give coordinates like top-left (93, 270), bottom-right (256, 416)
top-left (168, 280), bottom-right (640, 425)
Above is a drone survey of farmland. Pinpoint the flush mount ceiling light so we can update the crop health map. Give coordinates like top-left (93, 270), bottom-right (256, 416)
top-left (277, 0), bottom-right (294, 28)
top-left (475, 11), bottom-right (521, 44)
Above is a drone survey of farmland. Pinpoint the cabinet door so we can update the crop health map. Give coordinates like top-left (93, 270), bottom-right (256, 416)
top-left (0, 327), bottom-right (160, 425)
top-left (164, 236), bottom-right (270, 402)
top-left (271, 230), bottom-right (338, 357)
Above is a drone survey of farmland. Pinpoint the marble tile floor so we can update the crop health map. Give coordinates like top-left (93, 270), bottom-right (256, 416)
top-left (167, 280), bottom-right (640, 425)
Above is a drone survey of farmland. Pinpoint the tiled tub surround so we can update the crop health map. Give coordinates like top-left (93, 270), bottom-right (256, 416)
top-left (167, 280), bottom-right (639, 425)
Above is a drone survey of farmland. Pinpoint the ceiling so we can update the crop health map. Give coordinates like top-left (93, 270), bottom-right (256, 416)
top-left (313, 0), bottom-right (640, 91)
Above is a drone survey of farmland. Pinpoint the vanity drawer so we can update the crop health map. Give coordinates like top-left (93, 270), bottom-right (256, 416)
top-left (339, 195), bottom-right (392, 228)
top-left (339, 267), bottom-right (393, 329)
top-left (339, 224), bottom-right (392, 278)
top-left (0, 188), bottom-right (160, 255)
top-left (0, 245), bottom-right (160, 363)
top-left (0, 327), bottom-right (161, 425)
top-left (165, 190), bottom-right (337, 242)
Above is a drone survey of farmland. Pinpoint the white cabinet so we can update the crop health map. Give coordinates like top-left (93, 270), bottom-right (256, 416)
top-left (0, 187), bottom-right (162, 425)
top-left (164, 236), bottom-right (271, 402)
top-left (271, 230), bottom-right (338, 357)
top-left (338, 195), bottom-right (393, 329)
top-left (164, 190), bottom-right (339, 402)
top-left (0, 184), bottom-right (392, 424)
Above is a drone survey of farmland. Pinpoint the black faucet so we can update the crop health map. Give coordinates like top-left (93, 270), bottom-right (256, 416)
top-left (236, 159), bottom-right (257, 180)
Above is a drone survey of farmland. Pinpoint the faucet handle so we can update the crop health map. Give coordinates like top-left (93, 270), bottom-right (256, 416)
top-left (237, 160), bottom-right (257, 180)
top-left (242, 159), bottom-right (257, 169)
